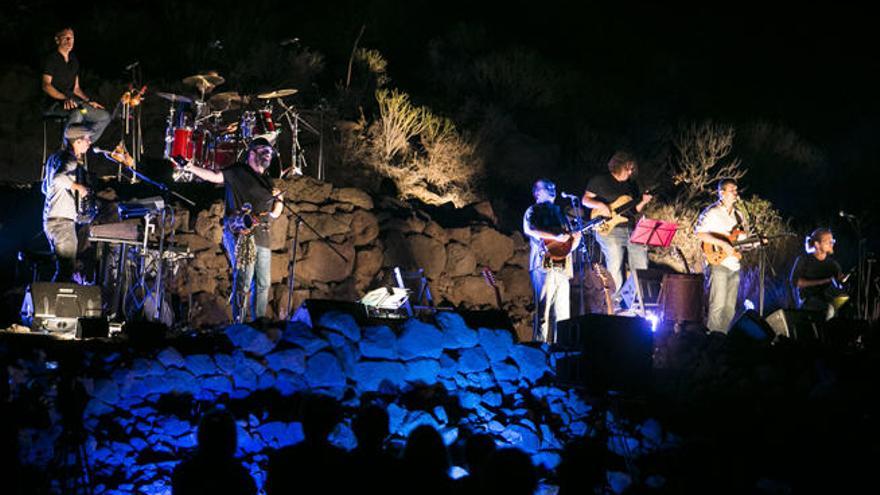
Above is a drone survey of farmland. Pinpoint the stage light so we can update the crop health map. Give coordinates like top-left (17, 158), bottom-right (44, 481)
top-left (644, 310), bottom-right (660, 333)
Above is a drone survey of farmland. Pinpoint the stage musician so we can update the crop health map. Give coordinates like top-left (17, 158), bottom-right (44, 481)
top-left (581, 151), bottom-right (653, 311)
top-left (695, 178), bottom-right (747, 333)
top-left (523, 179), bottom-right (581, 342)
top-left (790, 228), bottom-right (844, 320)
top-left (184, 138), bottom-right (284, 322)
top-left (41, 124), bottom-right (93, 282)
top-left (42, 27), bottom-right (111, 143)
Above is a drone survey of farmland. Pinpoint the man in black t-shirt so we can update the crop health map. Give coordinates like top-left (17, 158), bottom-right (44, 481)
top-left (581, 151), bottom-right (653, 311)
top-left (790, 228), bottom-right (844, 320)
top-left (41, 27), bottom-right (111, 143)
top-left (185, 138), bottom-right (285, 322)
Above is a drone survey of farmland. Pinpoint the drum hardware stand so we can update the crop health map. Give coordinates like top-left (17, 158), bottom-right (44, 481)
top-left (275, 98), bottom-right (320, 178)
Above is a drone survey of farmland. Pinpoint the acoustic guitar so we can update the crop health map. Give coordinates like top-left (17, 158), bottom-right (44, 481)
top-left (593, 263), bottom-right (614, 315)
top-left (701, 228), bottom-right (763, 265)
top-left (541, 216), bottom-right (607, 261)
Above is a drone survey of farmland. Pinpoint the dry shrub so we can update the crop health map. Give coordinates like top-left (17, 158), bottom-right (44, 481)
top-left (375, 89), bottom-right (428, 161)
top-left (344, 89), bottom-right (484, 207)
top-left (355, 48), bottom-right (390, 88)
top-left (671, 121), bottom-right (746, 206)
top-left (644, 202), bottom-right (704, 273)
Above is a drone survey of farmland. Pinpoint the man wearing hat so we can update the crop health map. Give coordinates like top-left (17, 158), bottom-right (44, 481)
top-left (184, 138), bottom-right (285, 322)
top-left (42, 27), bottom-right (111, 143)
top-left (42, 124), bottom-right (93, 281)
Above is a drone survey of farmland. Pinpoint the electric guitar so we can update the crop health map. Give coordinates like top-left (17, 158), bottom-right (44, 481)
top-left (701, 229), bottom-right (794, 265)
top-left (589, 188), bottom-right (656, 237)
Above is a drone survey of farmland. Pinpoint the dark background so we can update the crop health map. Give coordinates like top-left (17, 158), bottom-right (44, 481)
top-left (2, 0), bottom-right (878, 261)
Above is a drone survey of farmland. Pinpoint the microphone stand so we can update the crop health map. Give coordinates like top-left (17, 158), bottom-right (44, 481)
top-left (737, 201), bottom-right (771, 316)
top-left (564, 194), bottom-right (588, 316)
top-left (842, 214), bottom-right (868, 320)
top-left (271, 195), bottom-right (349, 318)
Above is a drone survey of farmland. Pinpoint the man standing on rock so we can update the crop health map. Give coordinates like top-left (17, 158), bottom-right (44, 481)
top-left (523, 179), bottom-right (580, 342)
top-left (184, 138), bottom-right (284, 322)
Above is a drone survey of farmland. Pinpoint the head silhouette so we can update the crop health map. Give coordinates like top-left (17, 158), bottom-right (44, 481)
top-left (197, 408), bottom-right (238, 459)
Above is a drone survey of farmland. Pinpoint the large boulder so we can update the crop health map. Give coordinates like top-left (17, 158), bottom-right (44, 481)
top-left (291, 212), bottom-right (352, 242)
top-left (448, 276), bottom-right (496, 307)
top-left (331, 187), bottom-right (374, 209)
top-left (470, 227), bottom-right (514, 271)
top-left (269, 212), bottom-right (290, 251)
top-left (350, 209), bottom-right (380, 246)
top-left (284, 176), bottom-right (333, 203)
top-left (354, 247), bottom-right (384, 289)
top-left (497, 265), bottom-right (532, 301)
top-left (297, 240), bottom-right (356, 283)
top-left (444, 242), bottom-right (477, 278)
top-left (407, 234), bottom-right (447, 281)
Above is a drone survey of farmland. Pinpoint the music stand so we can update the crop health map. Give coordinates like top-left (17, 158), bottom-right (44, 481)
top-left (628, 218), bottom-right (679, 316)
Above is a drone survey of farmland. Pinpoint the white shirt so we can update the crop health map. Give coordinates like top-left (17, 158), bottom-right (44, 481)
top-left (695, 201), bottom-right (744, 272)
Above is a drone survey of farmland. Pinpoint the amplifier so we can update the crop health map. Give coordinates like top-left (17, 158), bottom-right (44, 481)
top-left (23, 283), bottom-right (103, 337)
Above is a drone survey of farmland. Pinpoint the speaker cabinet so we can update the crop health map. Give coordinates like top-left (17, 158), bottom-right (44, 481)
top-left (765, 309), bottom-right (823, 340)
top-left (24, 282), bottom-right (102, 335)
top-left (556, 314), bottom-right (653, 394)
top-left (728, 310), bottom-right (775, 343)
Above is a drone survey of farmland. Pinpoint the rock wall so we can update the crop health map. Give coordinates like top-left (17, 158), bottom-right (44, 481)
top-left (168, 175), bottom-right (535, 340)
top-left (6, 311), bottom-right (677, 494)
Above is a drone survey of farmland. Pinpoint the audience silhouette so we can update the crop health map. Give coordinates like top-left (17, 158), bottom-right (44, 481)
top-left (171, 408), bottom-right (256, 495)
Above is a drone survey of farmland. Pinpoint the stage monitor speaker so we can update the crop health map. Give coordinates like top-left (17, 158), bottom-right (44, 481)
top-left (291, 299), bottom-right (369, 327)
top-left (555, 314), bottom-right (653, 394)
top-left (24, 282), bottom-right (102, 335)
top-left (765, 309), bottom-right (822, 341)
top-left (728, 310), bottom-right (775, 343)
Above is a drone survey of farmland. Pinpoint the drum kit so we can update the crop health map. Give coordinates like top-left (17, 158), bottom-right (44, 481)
top-left (159, 71), bottom-right (305, 181)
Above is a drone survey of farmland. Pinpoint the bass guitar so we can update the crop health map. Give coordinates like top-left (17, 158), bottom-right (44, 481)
top-left (589, 188), bottom-right (656, 237)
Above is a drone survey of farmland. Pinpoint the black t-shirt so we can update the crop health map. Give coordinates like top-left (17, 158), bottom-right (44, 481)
top-left (790, 253), bottom-right (842, 302)
top-left (222, 162), bottom-right (275, 246)
top-left (43, 51), bottom-right (79, 99)
top-left (585, 174), bottom-right (641, 220)
top-left (527, 202), bottom-right (568, 235)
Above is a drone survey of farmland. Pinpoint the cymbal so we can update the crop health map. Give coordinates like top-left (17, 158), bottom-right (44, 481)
top-left (257, 88), bottom-right (298, 99)
top-left (155, 92), bottom-right (193, 104)
top-left (209, 91), bottom-right (245, 110)
top-left (182, 72), bottom-right (225, 90)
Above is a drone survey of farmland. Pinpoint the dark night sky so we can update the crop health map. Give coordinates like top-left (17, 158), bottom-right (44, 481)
top-left (3, 0), bottom-right (878, 244)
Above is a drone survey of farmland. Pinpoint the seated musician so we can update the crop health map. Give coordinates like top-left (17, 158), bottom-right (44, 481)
top-left (581, 151), bottom-right (653, 311)
top-left (695, 178), bottom-right (746, 333)
top-left (790, 228), bottom-right (844, 320)
top-left (41, 124), bottom-right (92, 282)
top-left (523, 179), bottom-right (581, 342)
top-left (41, 27), bottom-right (111, 143)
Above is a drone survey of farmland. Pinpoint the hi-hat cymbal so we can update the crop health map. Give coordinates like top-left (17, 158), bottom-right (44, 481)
top-left (257, 88), bottom-right (298, 99)
top-left (182, 72), bottom-right (225, 91)
top-left (155, 92), bottom-right (193, 104)
top-left (209, 91), bottom-right (245, 110)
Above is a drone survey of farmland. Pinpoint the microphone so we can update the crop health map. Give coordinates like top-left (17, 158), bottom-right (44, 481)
top-left (559, 192), bottom-right (580, 200)
top-left (124, 60), bottom-right (139, 71)
top-left (839, 210), bottom-right (856, 219)
top-left (92, 147), bottom-right (111, 155)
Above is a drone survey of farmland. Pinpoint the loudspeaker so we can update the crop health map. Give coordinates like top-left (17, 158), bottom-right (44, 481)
top-left (728, 310), bottom-right (775, 343)
top-left (765, 309), bottom-right (822, 340)
top-left (556, 314), bottom-right (653, 394)
top-left (24, 282), bottom-right (102, 335)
